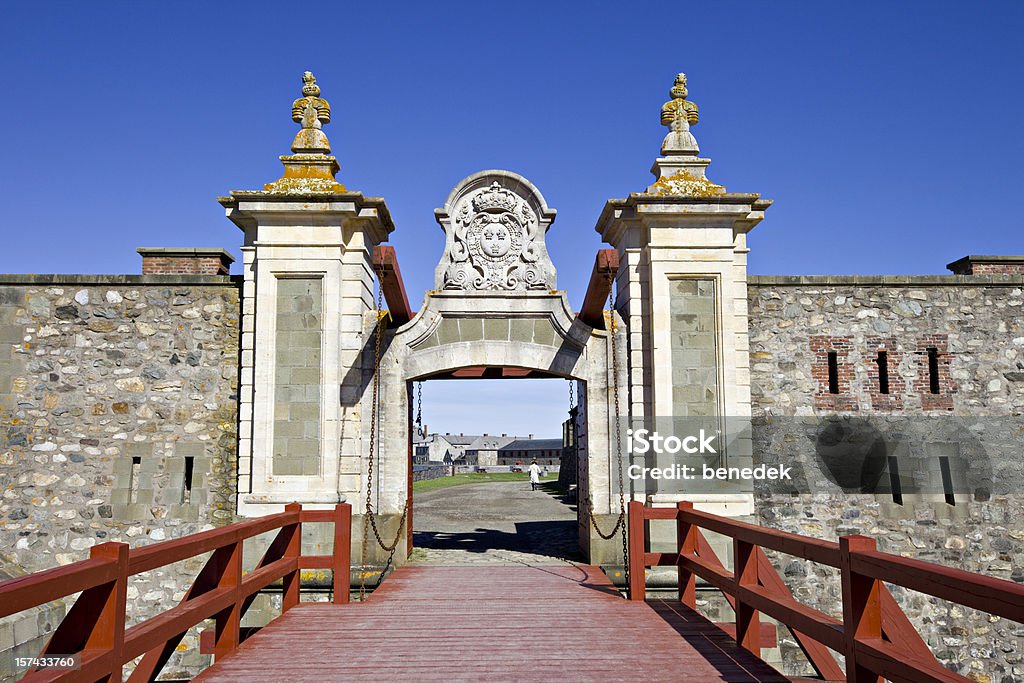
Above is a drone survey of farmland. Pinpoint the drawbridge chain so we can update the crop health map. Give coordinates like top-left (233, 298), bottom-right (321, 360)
top-left (360, 283), bottom-right (411, 600)
top-left (583, 270), bottom-right (630, 595)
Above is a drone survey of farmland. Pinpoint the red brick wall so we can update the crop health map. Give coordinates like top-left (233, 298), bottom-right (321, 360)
top-left (810, 335), bottom-right (857, 411)
top-left (968, 262), bottom-right (1024, 275)
top-left (864, 336), bottom-right (905, 410)
top-left (140, 256), bottom-right (229, 275)
top-left (915, 334), bottom-right (955, 411)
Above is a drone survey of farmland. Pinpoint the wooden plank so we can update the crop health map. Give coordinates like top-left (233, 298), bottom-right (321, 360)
top-left (194, 565), bottom-right (789, 682)
top-left (852, 548), bottom-right (1024, 622)
top-left (854, 637), bottom-right (969, 683)
top-left (755, 548), bottom-right (845, 681)
top-left (733, 583), bottom-right (846, 653)
top-left (0, 558), bottom-right (118, 618)
top-left (681, 508), bottom-right (841, 568)
top-left (372, 245), bottom-right (414, 325)
top-left (578, 249), bottom-right (618, 329)
top-left (127, 512), bottom-right (296, 575)
top-left (879, 584), bottom-right (935, 660)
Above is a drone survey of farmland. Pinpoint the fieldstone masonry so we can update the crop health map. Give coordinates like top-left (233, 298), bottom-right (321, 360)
top-left (749, 276), bottom-right (1024, 680)
top-left (0, 274), bottom-right (239, 679)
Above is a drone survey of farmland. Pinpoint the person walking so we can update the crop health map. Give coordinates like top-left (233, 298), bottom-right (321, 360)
top-left (529, 459), bottom-right (542, 491)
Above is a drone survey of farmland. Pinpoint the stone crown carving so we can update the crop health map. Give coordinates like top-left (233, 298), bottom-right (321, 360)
top-left (434, 171), bottom-right (557, 292)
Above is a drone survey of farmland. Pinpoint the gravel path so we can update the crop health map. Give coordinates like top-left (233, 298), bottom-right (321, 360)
top-left (410, 481), bottom-right (583, 565)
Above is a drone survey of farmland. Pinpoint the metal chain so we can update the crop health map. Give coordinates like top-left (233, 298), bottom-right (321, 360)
top-left (584, 271), bottom-right (630, 594)
top-left (568, 378), bottom-right (575, 411)
top-left (359, 284), bottom-right (411, 600)
top-left (415, 382), bottom-right (423, 432)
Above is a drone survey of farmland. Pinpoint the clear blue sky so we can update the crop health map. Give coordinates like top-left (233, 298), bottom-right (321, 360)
top-left (3, 2), bottom-right (1022, 435)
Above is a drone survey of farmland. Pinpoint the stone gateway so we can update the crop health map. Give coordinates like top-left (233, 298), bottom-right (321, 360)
top-left (2, 71), bottom-right (1023, 681)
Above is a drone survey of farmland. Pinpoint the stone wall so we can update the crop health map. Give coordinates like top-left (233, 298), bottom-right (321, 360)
top-left (0, 274), bottom-right (240, 680)
top-left (748, 274), bottom-right (1024, 682)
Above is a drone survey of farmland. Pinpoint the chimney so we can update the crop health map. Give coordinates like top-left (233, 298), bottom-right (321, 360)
top-left (138, 248), bottom-right (234, 275)
top-left (947, 255), bottom-right (1024, 275)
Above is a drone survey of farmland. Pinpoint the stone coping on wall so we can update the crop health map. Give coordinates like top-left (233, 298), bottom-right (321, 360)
top-left (0, 274), bottom-right (242, 286)
top-left (749, 274), bottom-right (1024, 287)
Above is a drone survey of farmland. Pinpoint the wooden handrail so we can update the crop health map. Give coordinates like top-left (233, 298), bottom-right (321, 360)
top-left (1, 502), bottom-right (352, 683)
top-left (628, 500), bottom-right (1024, 683)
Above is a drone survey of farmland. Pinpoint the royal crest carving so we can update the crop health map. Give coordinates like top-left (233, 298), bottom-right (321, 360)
top-left (435, 172), bottom-right (557, 292)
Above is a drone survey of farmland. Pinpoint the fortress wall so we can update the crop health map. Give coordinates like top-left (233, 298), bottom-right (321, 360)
top-left (748, 275), bottom-right (1024, 680)
top-left (0, 275), bottom-right (240, 679)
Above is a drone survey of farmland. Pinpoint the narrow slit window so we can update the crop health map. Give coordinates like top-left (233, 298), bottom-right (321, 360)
top-left (939, 456), bottom-right (955, 505)
top-left (876, 351), bottom-right (890, 394)
top-left (888, 456), bottom-right (903, 505)
top-left (129, 456), bottom-right (141, 504)
top-left (183, 456), bottom-right (195, 505)
top-left (827, 351), bottom-right (839, 394)
top-left (927, 347), bottom-right (940, 394)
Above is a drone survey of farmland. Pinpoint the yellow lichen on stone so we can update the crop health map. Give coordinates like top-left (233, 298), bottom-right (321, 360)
top-left (646, 170), bottom-right (726, 197)
top-left (262, 176), bottom-right (347, 193)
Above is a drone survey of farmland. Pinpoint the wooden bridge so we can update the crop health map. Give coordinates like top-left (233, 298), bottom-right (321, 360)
top-left (3, 502), bottom-right (1024, 682)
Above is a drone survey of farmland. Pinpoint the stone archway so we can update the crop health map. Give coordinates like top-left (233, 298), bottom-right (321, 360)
top-left (368, 170), bottom-right (629, 565)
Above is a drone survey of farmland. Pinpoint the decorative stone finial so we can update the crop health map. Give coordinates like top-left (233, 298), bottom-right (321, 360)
top-left (262, 71), bottom-right (346, 193)
top-left (290, 71), bottom-right (332, 154)
top-left (660, 73), bottom-right (700, 154)
top-left (645, 72), bottom-right (724, 197)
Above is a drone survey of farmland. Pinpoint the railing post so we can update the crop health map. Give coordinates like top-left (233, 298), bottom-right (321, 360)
top-left (734, 538), bottom-right (760, 657)
top-left (841, 534), bottom-right (883, 683)
top-left (213, 541), bottom-right (243, 659)
top-left (676, 501), bottom-right (697, 608)
top-left (282, 503), bottom-right (302, 612)
top-left (88, 542), bottom-right (129, 683)
top-left (333, 503), bottom-right (352, 604)
top-left (627, 500), bottom-right (646, 601)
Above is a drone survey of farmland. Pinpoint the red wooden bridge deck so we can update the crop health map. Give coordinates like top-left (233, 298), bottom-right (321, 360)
top-left (5, 500), bottom-right (1024, 682)
top-left (193, 565), bottom-right (788, 682)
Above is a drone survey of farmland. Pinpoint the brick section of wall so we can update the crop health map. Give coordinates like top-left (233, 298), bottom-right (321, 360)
top-left (141, 256), bottom-right (227, 275)
top-left (915, 334), bottom-right (955, 411)
top-left (137, 249), bottom-right (234, 276)
top-left (946, 256), bottom-right (1024, 275)
top-left (864, 336), bottom-right (904, 410)
top-left (810, 335), bottom-right (857, 411)
top-left (969, 262), bottom-right (1024, 275)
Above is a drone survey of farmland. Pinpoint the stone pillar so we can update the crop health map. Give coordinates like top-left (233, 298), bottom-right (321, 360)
top-left (596, 73), bottom-right (771, 516)
top-left (220, 72), bottom-right (393, 516)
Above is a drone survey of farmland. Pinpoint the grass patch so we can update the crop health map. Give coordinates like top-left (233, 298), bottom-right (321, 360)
top-left (413, 471), bottom-right (558, 492)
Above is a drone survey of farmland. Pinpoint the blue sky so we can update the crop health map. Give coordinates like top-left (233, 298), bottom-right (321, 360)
top-left (3, 2), bottom-right (1022, 436)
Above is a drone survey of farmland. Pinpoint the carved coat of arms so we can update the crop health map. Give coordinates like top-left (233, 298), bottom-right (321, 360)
top-left (435, 172), bottom-right (557, 292)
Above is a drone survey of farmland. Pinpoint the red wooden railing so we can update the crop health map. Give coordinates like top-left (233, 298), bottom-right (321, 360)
top-left (0, 502), bottom-right (351, 683)
top-left (628, 500), bottom-right (1024, 683)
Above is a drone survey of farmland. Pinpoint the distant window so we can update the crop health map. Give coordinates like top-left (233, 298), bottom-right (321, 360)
top-left (927, 347), bottom-right (940, 394)
top-left (876, 351), bottom-right (889, 395)
top-left (129, 456), bottom-right (141, 504)
top-left (887, 456), bottom-right (902, 505)
top-left (827, 352), bottom-right (839, 394)
top-left (939, 456), bottom-right (955, 505)
top-left (183, 456), bottom-right (194, 505)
